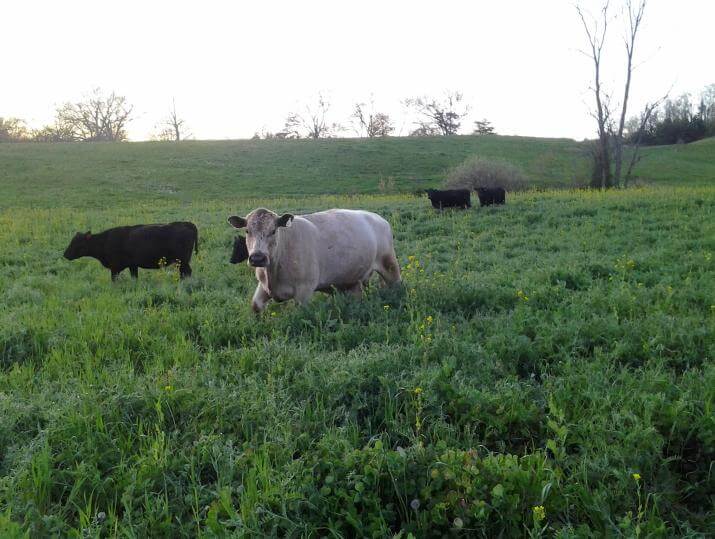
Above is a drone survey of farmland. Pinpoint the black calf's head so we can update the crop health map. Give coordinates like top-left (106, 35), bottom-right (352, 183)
top-left (64, 231), bottom-right (91, 260)
top-left (230, 235), bottom-right (249, 264)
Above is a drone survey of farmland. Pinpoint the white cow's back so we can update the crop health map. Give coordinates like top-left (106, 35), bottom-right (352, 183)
top-left (298, 209), bottom-right (391, 288)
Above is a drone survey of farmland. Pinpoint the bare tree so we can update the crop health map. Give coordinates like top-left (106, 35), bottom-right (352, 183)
top-left (613, 0), bottom-right (647, 185)
top-left (55, 89), bottom-right (133, 141)
top-left (31, 122), bottom-right (75, 142)
top-left (0, 117), bottom-right (29, 142)
top-left (155, 99), bottom-right (191, 141)
top-left (577, 2), bottom-right (613, 188)
top-left (577, 0), bottom-right (648, 188)
top-left (351, 101), bottom-right (394, 138)
top-left (404, 92), bottom-right (469, 136)
top-left (623, 92), bottom-right (668, 185)
top-left (409, 123), bottom-right (441, 137)
top-left (252, 127), bottom-right (289, 140)
top-left (283, 94), bottom-right (341, 139)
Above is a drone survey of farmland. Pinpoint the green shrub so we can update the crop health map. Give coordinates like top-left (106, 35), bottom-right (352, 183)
top-left (445, 156), bottom-right (530, 191)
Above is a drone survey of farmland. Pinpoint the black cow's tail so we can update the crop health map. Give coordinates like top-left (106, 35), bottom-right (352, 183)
top-left (193, 226), bottom-right (199, 254)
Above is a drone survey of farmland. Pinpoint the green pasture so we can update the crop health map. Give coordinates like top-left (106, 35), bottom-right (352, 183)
top-left (0, 137), bottom-right (713, 536)
top-left (1, 135), bottom-right (714, 209)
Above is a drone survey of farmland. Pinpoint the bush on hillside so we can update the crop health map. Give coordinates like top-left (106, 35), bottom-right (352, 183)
top-left (445, 157), bottom-right (529, 192)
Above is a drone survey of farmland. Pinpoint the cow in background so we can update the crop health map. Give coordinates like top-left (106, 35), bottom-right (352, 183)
top-left (425, 188), bottom-right (471, 209)
top-left (475, 187), bottom-right (506, 206)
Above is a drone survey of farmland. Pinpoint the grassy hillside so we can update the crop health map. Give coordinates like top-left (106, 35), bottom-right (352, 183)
top-left (0, 137), bottom-right (714, 536)
top-left (1, 135), bottom-right (713, 208)
top-left (636, 137), bottom-right (715, 183)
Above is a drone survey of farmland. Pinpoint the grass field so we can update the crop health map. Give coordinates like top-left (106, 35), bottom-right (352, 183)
top-left (0, 136), bottom-right (714, 537)
top-left (1, 135), bottom-right (714, 208)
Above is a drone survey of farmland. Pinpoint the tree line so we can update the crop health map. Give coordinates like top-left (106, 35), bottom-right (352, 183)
top-left (0, 89), bottom-right (188, 143)
top-left (1, 90), bottom-right (496, 143)
top-left (253, 92), bottom-right (495, 140)
top-left (577, 0), bottom-right (713, 189)
top-left (626, 85), bottom-right (715, 146)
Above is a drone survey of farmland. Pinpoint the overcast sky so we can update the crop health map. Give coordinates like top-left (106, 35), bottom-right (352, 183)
top-left (2, 0), bottom-right (713, 141)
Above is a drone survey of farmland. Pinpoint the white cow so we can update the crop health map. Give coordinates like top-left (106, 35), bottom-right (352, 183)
top-left (228, 208), bottom-right (401, 312)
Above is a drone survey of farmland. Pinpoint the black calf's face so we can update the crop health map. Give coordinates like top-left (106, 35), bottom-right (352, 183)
top-left (230, 235), bottom-right (249, 264)
top-left (63, 232), bottom-right (91, 260)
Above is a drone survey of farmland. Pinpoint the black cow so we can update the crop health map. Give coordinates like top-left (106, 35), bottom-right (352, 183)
top-left (475, 187), bottom-right (506, 206)
top-left (425, 188), bottom-right (471, 209)
top-left (230, 235), bottom-right (248, 264)
top-left (63, 222), bottom-right (198, 281)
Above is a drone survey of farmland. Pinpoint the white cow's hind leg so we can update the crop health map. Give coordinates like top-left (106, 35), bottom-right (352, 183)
top-left (376, 252), bottom-right (401, 286)
top-left (251, 284), bottom-right (271, 313)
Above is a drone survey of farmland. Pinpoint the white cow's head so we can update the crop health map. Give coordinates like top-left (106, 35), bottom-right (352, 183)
top-left (228, 208), bottom-right (293, 267)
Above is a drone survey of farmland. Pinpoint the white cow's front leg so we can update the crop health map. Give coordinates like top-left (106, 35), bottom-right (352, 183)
top-left (251, 284), bottom-right (271, 313)
top-left (293, 285), bottom-right (315, 306)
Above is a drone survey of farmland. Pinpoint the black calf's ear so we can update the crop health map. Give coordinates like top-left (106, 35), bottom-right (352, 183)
top-left (228, 216), bottom-right (247, 228)
top-left (276, 213), bottom-right (294, 227)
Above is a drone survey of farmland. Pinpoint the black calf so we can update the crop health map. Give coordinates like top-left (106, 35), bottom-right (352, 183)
top-left (230, 235), bottom-right (249, 264)
top-left (475, 187), bottom-right (506, 206)
top-left (425, 188), bottom-right (471, 209)
top-left (64, 222), bottom-right (198, 281)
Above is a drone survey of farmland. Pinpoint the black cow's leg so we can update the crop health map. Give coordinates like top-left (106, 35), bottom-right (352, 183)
top-left (129, 266), bottom-right (138, 279)
top-left (179, 262), bottom-right (192, 279)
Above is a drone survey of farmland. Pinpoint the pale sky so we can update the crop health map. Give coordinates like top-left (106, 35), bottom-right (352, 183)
top-left (2, 0), bottom-right (713, 141)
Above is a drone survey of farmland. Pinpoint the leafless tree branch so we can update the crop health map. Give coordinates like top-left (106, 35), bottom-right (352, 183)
top-left (404, 91), bottom-right (469, 136)
top-left (55, 89), bottom-right (133, 142)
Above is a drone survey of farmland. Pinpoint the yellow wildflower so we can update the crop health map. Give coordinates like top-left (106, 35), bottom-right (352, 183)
top-left (532, 505), bottom-right (546, 522)
top-left (632, 473), bottom-right (641, 481)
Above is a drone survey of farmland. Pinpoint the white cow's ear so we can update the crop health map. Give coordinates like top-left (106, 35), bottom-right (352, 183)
top-left (228, 215), bottom-right (247, 228)
top-left (276, 213), bottom-right (294, 228)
